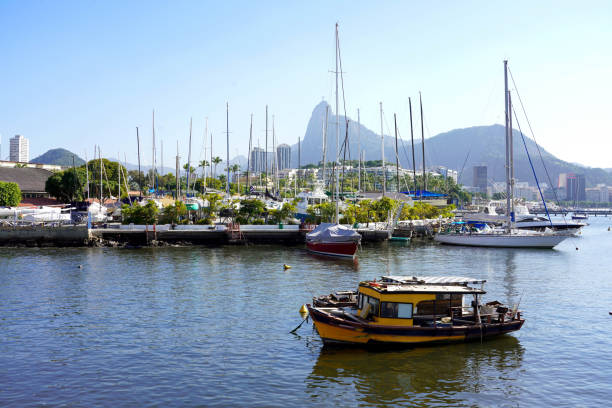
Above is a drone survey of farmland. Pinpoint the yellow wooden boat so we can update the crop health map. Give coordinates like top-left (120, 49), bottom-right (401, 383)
top-left (308, 276), bottom-right (524, 346)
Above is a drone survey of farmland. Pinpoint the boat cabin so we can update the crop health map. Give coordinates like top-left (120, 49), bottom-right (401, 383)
top-left (356, 276), bottom-right (487, 327)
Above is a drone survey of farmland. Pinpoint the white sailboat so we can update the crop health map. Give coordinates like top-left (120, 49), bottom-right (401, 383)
top-left (435, 60), bottom-right (570, 249)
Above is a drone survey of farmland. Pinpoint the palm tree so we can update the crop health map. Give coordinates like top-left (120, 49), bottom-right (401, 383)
top-left (199, 160), bottom-right (209, 178)
top-left (231, 164), bottom-right (241, 193)
top-left (212, 157), bottom-right (222, 179)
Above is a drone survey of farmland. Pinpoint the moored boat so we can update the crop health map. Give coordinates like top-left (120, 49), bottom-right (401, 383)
top-left (306, 223), bottom-right (361, 258)
top-left (307, 275), bottom-right (524, 346)
top-left (435, 226), bottom-right (570, 248)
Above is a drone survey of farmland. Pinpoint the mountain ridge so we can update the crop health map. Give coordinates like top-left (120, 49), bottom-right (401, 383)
top-left (283, 101), bottom-right (612, 188)
top-left (31, 148), bottom-right (85, 167)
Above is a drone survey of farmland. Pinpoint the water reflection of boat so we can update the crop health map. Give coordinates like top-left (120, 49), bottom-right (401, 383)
top-left (307, 336), bottom-right (524, 406)
top-left (307, 275), bottom-right (524, 346)
top-left (307, 251), bottom-right (360, 269)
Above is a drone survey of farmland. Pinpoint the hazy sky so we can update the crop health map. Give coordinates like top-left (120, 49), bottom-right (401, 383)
top-left (1, 1), bottom-right (610, 168)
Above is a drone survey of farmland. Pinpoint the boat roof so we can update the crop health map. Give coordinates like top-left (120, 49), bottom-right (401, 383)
top-left (381, 276), bottom-right (486, 285)
top-left (358, 276), bottom-right (486, 295)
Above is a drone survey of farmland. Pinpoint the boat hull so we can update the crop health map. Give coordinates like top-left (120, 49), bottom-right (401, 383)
top-left (433, 233), bottom-right (567, 248)
top-left (307, 305), bottom-right (524, 346)
top-left (306, 241), bottom-right (359, 258)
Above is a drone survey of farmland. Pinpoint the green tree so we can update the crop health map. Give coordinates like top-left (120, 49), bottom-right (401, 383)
top-left (370, 196), bottom-right (396, 222)
top-left (121, 200), bottom-right (159, 224)
top-left (159, 200), bottom-right (187, 224)
top-left (85, 159), bottom-right (127, 200)
top-left (237, 198), bottom-right (265, 224)
top-left (212, 157), bottom-right (222, 178)
top-left (307, 202), bottom-right (336, 223)
top-left (268, 201), bottom-right (297, 224)
top-left (45, 168), bottom-right (87, 202)
top-left (0, 181), bottom-right (21, 206)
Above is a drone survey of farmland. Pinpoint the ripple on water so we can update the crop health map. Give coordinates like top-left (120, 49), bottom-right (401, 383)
top-left (1, 219), bottom-right (612, 406)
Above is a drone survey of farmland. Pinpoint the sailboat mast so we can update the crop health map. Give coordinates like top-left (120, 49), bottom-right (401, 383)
top-left (297, 136), bottom-right (301, 187)
top-left (357, 108), bottom-right (361, 192)
top-left (136, 127), bottom-right (142, 199)
top-left (99, 145), bottom-right (102, 204)
top-left (335, 23), bottom-right (340, 223)
top-left (419, 92), bottom-right (426, 193)
top-left (265, 105), bottom-right (269, 190)
top-left (226, 102), bottom-right (230, 196)
top-left (204, 118), bottom-right (208, 191)
top-left (85, 151), bottom-right (89, 200)
top-left (322, 105), bottom-right (328, 186)
top-left (210, 126), bottom-right (213, 183)
top-left (272, 115), bottom-right (277, 194)
top-left (409, 98), bottom-right (417, 196)
top-left (504, 60), bottom-right (511, 230)
top-left (509, 91), bottom-right (515, 222)
top-left (379, 102), bottom-right (385, 197)
top-left (152, 110), bottom-right (156, 194)
top-left (247, 114), bottom-right (252, 194)
top-left (176, 141), bottom-right (180, 197)
top-left (187, 117), bottom-right (192, 196)
top-left (117, 151), bottom-right (121, 202)
top-left (394, 113), bottom-right (399, 192)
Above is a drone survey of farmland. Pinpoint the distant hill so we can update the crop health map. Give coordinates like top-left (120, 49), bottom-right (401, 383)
top-left (32, 148), bottom-right (85, 167)
top-left (287, 101), bottom-right (612, 188)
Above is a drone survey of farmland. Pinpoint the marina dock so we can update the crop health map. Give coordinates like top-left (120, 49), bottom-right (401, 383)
top-left (0, 221), bottom-right (444, 247)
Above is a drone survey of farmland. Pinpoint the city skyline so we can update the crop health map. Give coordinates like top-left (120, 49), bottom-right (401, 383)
top-left (1, 1), bottom-right (610, 169)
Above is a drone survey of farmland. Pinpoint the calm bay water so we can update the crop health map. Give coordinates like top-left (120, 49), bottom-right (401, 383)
top-left (1, 217), bottom-right (612, 407)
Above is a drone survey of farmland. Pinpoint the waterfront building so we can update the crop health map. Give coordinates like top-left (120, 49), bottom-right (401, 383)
top-left (0, 167), bottom-right (55, 204)
top-left (472, 165), bottom-right (487, 194)
top-left (276, 144), bottom-right (291, 170)
top-left (10, 134), bottom-right (29, 163)
top-left (585, 185), bottom-right (610, 203)
top-left (565, 173), bottom-right (585, 202)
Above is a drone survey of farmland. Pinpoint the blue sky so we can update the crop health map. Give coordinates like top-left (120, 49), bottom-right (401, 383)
top-left (1, 1), bottom-right (610, 168)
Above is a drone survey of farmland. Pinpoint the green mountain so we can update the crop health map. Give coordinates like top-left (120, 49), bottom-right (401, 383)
top-left (292, 101), bottom-right (612, 188)
top-left (31, 148), bottom-right (85, 167)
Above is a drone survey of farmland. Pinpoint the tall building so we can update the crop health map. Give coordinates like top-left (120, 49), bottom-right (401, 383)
top-left (558, 173), bottom-right (567, 189)
top-left (565, 173), bottom-right (585, 202)
top-left (473, 165), bottom-right (487, 194)
top-left (249, 147), bottom-right (266, 173)
top-left (276, 144), bottom-right (291, 170)
top-left (10, 134), bottom-right (29, 163)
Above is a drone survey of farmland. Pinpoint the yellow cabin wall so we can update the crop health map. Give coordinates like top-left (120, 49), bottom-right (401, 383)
top-left (358, 286), bottom-right (437, 326)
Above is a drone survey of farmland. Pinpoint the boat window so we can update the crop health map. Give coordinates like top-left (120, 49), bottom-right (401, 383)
top-left (358, 293), bottom-right (364, 309)
top-left (380, 302), bottom-right (413, 319)
top-left (415, 294), bottom-right (462, 316)
top-left (367, 296), bottom-right (380, 316)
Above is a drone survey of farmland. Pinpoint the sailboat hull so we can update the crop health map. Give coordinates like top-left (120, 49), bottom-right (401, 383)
top-left (434, 233), bottom-right (567, 248)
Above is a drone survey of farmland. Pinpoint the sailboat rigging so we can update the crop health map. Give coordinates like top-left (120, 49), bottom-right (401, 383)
top-left (305, 23), bottom-right (361, 258)
top-left (434, 60), bottom-right (571, 248)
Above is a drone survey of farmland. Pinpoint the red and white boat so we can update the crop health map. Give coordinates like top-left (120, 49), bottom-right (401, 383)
top-left (306, 223), bottom-right (361, 258)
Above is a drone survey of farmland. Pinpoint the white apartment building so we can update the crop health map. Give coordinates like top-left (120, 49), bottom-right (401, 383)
top-left (10, 134), bottom-right (29, 163)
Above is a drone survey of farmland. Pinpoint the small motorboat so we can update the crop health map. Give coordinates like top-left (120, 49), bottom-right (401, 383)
top-left (306, 223), bottom-right (361, 258)
top-left (307, 275), bottom-right (524, 346)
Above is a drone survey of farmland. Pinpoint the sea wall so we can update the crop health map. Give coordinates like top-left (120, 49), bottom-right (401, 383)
top-left (0, 225), bottom-right (90, 247)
